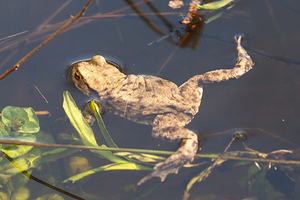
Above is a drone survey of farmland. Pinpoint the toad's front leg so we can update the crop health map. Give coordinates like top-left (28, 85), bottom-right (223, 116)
top-left (137, 113), bottom-right (198, 185)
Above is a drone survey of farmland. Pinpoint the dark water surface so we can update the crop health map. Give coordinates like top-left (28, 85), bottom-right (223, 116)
top-left (0, 0), bottom-right (300, 199)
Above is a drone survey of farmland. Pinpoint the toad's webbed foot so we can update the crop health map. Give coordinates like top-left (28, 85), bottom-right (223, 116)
top-left (137, 129), bottom-right (198, 185)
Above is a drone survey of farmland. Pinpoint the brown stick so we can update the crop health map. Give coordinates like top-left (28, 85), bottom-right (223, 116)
top-left (0, 0), bottom-right (92, 81)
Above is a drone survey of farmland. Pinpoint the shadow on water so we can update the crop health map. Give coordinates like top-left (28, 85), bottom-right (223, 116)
top-left (0, 0), bottom-right (300, 199)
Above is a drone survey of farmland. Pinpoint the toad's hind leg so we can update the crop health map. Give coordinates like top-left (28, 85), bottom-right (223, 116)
top-left (137, 113), bottom-right (198, 185)
top-left (197, 36), bottom-right (254, 84)
top-left (179, 36), bottom-right (254, 96)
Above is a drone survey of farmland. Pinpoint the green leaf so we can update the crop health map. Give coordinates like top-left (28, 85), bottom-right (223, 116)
top-left (114, 152), bottom-right (165, 163)
top-left (62, 91), bottom-right (127, 163)
top-left (205, 11), bottom-right (224, 23)
top-left (1, 106), bottom-right (27, 131)
top-left (64, 162), bottom-right (152, 183)
top-left (22, 107), bottom-right (40, 133)
top-left (205, 4), bottom-right (235, 24)
top-left (0, 121), bottom-right (10, 135)
top-left (196, 0), bottom-right (233, 10)
top-left (38, 148), bottom-right (77, 163)
top-left (1, 106), bottom-right (39, 133)
top-left (62, 91), bottom-right (98, 147)
top-left (89, 100), bottom-right (118, 148)
top-left (94, 144), bottom-right (128, 163)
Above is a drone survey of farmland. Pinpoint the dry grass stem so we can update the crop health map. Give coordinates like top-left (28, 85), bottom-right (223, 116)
top-left (34, 85), bottom-right (49, 104)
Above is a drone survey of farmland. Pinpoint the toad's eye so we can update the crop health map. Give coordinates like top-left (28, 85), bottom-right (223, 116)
top-left (74, 71), bottom-right (81, 80)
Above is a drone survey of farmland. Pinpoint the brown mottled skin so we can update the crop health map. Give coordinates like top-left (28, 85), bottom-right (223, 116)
top-left (66, 36), bottom-right (254, 185)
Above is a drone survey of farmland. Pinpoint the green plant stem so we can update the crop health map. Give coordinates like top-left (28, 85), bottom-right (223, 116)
top-left (0, 140), bottom-right (299, 165)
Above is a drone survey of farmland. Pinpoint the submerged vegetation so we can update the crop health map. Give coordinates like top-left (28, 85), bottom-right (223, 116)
top-left (0, 91), bottom-right (299, 199)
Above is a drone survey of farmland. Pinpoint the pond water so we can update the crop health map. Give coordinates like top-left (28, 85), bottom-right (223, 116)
top-left (0, 0), bottom-right (300, 199)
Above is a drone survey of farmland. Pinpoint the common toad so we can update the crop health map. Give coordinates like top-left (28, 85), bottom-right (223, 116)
top-left (66, 36), bottom-right (254, 185)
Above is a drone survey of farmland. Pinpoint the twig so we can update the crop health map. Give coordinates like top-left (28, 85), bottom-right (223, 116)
top-left (0, 0), bottom-right (92, 81)
top-left (36, 0), bottom-right (72, 31)
top-left (200, 134), bottom-right (238, 181)
top-left (0, 0), bottom-right (177, 55)
top-left (3, 151), bottom-right (85, 200)
top-left (0, 30), bottom-right (29, 42)
top-left (0, 139), bottom-right (173, 154)
top-left (34, 84), bottom-right (49, 104)
top-left (35, 110), bottom-right (51, 116)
